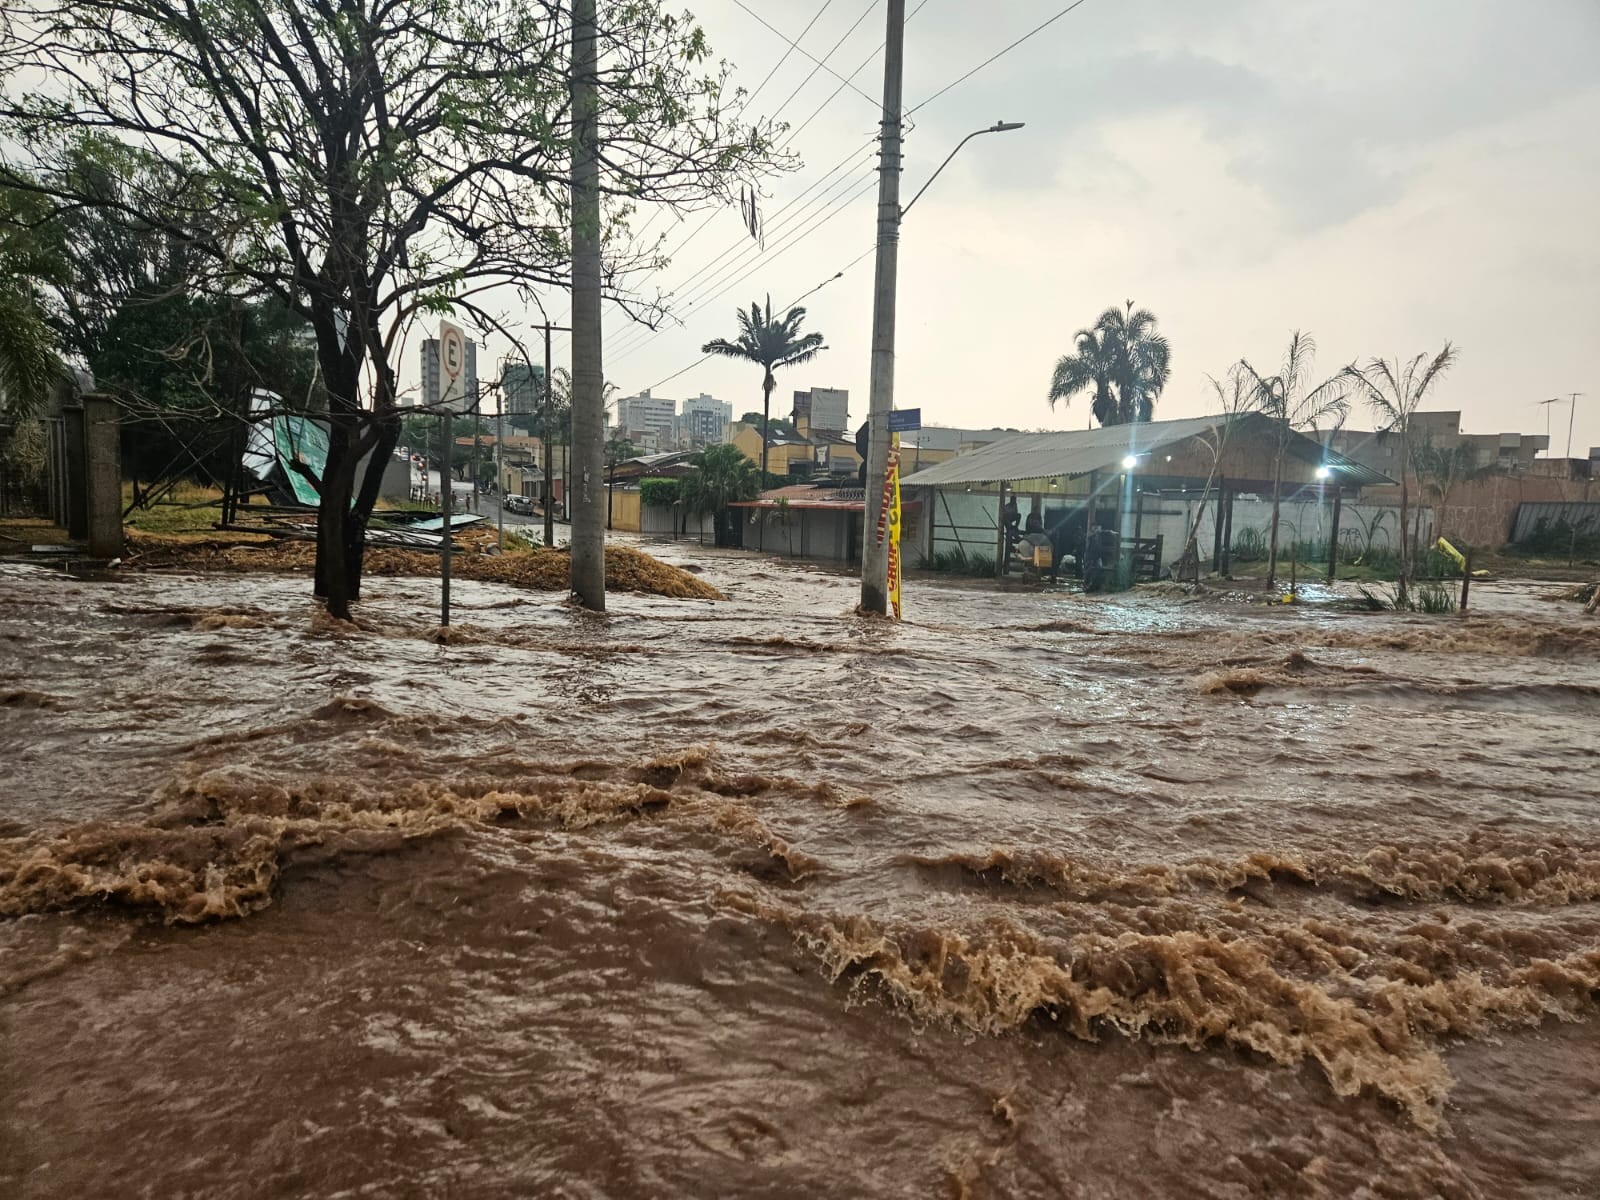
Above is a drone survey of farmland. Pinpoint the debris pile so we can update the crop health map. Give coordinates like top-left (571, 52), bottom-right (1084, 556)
top-left (122, 530), bottom-right (724, 600)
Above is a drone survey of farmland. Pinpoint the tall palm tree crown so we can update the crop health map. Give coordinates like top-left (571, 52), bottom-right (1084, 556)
top-left (1047, 302), bottom-right (1170, 425)
top-left (702, 296), bottom-right (825, 478)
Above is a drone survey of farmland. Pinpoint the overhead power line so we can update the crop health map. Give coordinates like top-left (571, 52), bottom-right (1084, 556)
top-left (731, 0), bottom-right (883, 110)
top-left (907, 0), bottom-right (1095, 116)
top-left (610, 171), bottom-right (879, 367)
top-left (639, 241), bottom-right (878, 393)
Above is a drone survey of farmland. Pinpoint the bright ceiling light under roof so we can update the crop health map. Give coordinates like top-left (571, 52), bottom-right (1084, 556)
top-left (1315, 465), bottom-right (1332, 479)
top-left (1121, 454), bottom-right (1138, 469)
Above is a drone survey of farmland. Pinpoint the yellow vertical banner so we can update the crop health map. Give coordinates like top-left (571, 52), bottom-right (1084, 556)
top-left (887, 434), bottom-right (902, 619)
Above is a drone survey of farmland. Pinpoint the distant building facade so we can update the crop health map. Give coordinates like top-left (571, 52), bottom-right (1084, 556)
top-left (792, 387), bottom-right (848, 436)
top-left (1328, 411), bottom-right (1550, 477)
top-left (677, 393), bottom-right (730, 446)
top-left (500, 363), bottom-right (544, 418)
top-left (619, 389), bottom-right (676, 441)
top-left (420, 337), bottom-right (479, 411)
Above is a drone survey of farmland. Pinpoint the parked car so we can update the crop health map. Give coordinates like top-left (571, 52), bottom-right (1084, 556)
top-left (504, 494), bottom-right (533, 514)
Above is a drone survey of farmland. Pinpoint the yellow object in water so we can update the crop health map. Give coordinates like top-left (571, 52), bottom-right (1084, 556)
top-left (1033, 545), bottom-right (1053, 569)
top-left (1436, 537), bottom-right (1466, 569)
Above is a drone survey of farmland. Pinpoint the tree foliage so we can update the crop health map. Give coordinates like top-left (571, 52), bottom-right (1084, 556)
top-left (680, 442), bottom-right (760, 515)
top-left (1343, 344), bottom-right (1457, 598)
top-left (1048, 302), bottom-right (1170, 425)
top-left (0, 185), bottom-right (63, 423)
top-left (1238, 331), bottom-right (1349, 587)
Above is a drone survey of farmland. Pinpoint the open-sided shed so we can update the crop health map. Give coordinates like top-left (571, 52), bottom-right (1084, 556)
top-left (901, 412), bottom-right (1390, 578)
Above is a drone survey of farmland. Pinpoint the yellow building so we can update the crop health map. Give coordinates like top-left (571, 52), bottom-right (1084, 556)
top-left (731, 422), bottom-right (815, 477)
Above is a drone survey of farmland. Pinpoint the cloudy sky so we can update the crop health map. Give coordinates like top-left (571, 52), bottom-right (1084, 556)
top-left (522, 0), bottom-right (1597, 454)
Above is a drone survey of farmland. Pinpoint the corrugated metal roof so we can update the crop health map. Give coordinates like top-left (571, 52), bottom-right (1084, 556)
top-left (900, 413), bottom-right (1390, 488)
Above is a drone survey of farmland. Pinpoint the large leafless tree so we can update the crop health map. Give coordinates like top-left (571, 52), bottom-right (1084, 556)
top-left (0, 0), bottom-right (782, 618)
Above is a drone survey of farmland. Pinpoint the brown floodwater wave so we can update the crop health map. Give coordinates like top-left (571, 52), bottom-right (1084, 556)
top-left (3, 558), bottom-right (1599, 1197)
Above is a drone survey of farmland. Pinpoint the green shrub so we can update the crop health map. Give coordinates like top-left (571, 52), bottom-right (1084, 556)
top-left (927, 548), bottom-right (996, 576)
top-left (639, 476), bottom-right (681, 508)
top-left (1518, 516), bottom-right (1600, 557)
top-left (1421, 547), bottom-right (1462, 578)
top-left (1356, 581), bottom-right (1457, 613)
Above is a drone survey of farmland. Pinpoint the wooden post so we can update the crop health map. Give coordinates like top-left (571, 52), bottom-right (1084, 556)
top-left (995, 483), bottom-right (1007, 578)
top-left (1133, 485), bottom-right (1145, 544)
top-left (1221, 487), bottom-right (1235, 577)
top-left (1327, 487), bottom-right (1343, 583)
top-left (1212, 474), bottom-right (1226, 572)
top-left (1460, 548), bottom-right (1472, 612)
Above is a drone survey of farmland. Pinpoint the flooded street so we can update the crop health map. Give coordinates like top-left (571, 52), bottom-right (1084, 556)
top-left (3, 548), bottom-right (1598, 1198)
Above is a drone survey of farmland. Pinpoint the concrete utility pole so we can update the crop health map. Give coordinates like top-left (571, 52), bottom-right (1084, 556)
top-left (859, 0), bottom-right (905, 616)
top-left (569, 0), bottom-right (605, 609)
top-left (1566, 392), bottom-right (1583, 460)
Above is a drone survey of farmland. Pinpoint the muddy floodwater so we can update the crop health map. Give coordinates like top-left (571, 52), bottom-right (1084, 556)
top-left (3, 547), bottom-right (1598, 1198)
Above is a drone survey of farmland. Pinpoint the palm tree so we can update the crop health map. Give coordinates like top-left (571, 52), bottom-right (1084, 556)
top-left (1414, 436), bottom-right (1487, 544)
top-left (701, 297), bottom-right (825, 478)
top-left (680, 442), bottom-right (761, 546)
top-left (1343, 344), bottom-right (1456, 601)
top-left (1047, 325), bottom-right (1118, 425)
top-left (1098, 302), bottom-right (1171, 423)
top-left (1046, 302), bottom-right (1170, 425)
top-left (1239, 332), bottom-right (1349, 589)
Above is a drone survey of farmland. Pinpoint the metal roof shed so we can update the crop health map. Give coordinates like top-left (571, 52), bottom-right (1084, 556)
top-left (901, 412), bottom-right (1389, 491)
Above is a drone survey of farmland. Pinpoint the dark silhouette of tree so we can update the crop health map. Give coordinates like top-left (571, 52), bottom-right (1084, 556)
top-left (702, 297), bottom-right (824, 477)
top-left (1047, 302), bottom-right (1170, 425)
top-left (680, 442), bottom-right (761, 547)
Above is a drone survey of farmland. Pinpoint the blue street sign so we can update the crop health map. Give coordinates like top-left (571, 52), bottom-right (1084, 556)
top-left (888, 408), bottom-right (922, 432)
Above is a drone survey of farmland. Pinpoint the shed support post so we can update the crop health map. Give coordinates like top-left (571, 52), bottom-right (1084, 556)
top-left (995, 482), bottom-right (1008, 578)
top-left (1327, 488), bottom-right (1343, 583)
top-left (1221, 487), bottom-right (1235, 577)
top-left (1212, 474), bottom-right (1226, 572)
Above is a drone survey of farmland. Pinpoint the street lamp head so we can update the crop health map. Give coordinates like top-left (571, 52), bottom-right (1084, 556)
top-left (991, 121), bottom-right (1025, 132)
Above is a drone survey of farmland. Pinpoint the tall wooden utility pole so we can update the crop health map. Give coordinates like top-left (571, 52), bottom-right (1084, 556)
top-left (569, 0), bottom-right (606, 609)
top-left (859, 0), bottom-right (904, 616)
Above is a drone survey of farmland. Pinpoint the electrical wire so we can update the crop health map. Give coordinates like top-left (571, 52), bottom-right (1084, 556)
top-left (906, 0), bottom-right (1094, 116)
top-left (638, 241), bottom-right (877, 392)
top-left (609, 171), bottom-right (878, 367)
top-left (730, 0), bottom-right (883, 110)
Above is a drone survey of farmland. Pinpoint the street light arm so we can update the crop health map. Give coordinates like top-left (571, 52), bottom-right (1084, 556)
top-left (900, 121), bottom-right (1024, 220)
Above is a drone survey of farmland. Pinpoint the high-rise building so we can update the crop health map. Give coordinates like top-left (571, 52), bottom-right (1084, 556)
top-left (679, 393), bottom-right (728, 445)
top-left (500, 363), bottom-right (544, 417)
top-left (619, 389), bottom-right (676, 439)
top-left (420, 337), bottom-right (479, 411)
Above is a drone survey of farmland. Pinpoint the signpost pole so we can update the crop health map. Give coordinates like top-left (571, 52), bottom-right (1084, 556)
top-left (441, 413), bottom-right (453, 627)
top-left (437, 318), bottom-right (468, 628)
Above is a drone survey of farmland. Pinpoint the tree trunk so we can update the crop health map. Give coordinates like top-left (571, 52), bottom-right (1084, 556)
top-left (314, 421), bottom-right (360, 621)
top-left (760, 377), bottom-right (772, 480)
top-left (1397, 434), bottom-right (1411, 605)
top-left (1266, 444), bottom-right (1285, 589)
top-left (568, 0), bottom-right (605, 610)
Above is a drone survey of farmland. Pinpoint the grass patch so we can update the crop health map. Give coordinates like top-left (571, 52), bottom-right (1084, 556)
top-left (926, 548), bottom-right (996, 576)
